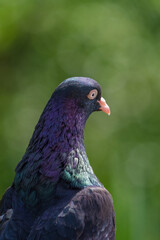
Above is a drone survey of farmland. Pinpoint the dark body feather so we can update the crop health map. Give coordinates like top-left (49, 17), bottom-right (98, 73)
top-left (0, 77), bottom-right (115, 240)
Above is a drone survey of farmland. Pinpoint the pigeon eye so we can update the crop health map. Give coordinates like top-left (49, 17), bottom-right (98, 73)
top-left (87, 89), bottom-right (98, 100)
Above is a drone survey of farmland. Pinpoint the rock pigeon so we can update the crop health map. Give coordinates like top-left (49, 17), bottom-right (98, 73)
top-left (0, 77), bottom-right (115, 240)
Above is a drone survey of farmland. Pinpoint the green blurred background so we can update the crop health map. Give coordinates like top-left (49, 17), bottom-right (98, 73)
top-left (0, 0), bottom-right (160, 239)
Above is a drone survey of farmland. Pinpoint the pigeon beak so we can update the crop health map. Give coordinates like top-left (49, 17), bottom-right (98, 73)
top-left (97, 97), bottom-right (111, 116)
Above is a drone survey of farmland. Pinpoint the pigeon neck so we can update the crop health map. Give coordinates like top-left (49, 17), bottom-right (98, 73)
top-left (28, 97), bottom-right (86, 150)
top-left (38, 100), bottom-right (101, 188)
top-left (14, 98), bottom-right (101, 207)
top-left (38, 101), bottom-right (90, 181)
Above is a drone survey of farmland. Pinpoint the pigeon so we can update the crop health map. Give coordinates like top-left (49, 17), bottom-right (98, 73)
top-left (0, 77), bottom-right (115, 240)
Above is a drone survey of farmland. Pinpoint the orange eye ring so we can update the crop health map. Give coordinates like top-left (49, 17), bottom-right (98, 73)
top-left (87, 89), bottom-right (98, 100)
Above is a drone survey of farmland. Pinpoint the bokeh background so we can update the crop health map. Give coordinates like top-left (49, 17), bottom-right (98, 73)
top-left (0, 0), bottom-right (160, 239)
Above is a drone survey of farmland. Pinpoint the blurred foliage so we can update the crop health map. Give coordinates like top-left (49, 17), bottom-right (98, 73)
top-left (0, 0), bottom-right (160, 239)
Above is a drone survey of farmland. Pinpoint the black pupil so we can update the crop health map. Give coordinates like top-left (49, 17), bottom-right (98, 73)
top-left (92, 93), bottom-right (95, 96)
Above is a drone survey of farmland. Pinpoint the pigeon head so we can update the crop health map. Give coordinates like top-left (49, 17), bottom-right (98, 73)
top-left (27, 77), bottom-right (110, 152)
top-left (51, 77), bottom-right (110, 120)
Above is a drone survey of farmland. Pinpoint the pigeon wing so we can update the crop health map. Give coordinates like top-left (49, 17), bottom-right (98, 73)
top-left (28, 187), bottom-right (115, 240)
